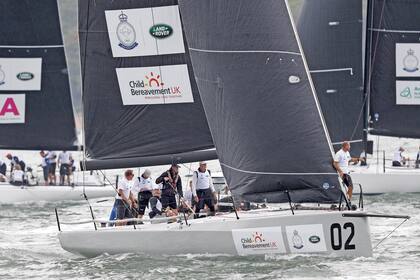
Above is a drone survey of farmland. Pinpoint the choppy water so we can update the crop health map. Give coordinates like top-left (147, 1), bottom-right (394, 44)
top-left (0, 193), bottom-right (419, 280)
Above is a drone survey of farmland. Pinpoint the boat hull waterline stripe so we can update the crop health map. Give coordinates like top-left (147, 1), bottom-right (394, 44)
top-left (220, 163), bottom-right (337, 176)
top-left (189, 47), bottom-right (301, 56)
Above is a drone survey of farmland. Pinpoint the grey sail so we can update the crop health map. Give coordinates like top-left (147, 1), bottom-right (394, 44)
top-left (367, 0), bottom-right (420, 138)
top-left (298, 0), bottom-right (365, 155)
top-left (179, 0), bottom-right (342, 203)
top-left (0, 0), bottom-right (78, 150)
top-left (79, 0), bottom-right (215, 170)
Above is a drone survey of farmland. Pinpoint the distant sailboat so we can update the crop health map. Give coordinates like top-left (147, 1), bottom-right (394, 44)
top-left (0, 0), bottom-right (114, 202)
top-left (56, 0), bottom-right (393, 258)
top-left (298, 0), bottom-right (420, 194)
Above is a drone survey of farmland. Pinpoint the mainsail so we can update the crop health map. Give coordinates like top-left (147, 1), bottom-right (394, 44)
top-left (366, 0), bottom-right (420, 138)
top-left (298, 0), bottom-right (365, 155)
top-left (179, 0), bottom-right (342, 203)
top-left (79, 0), bottom-right (216, 169)
top-left (0, 0), bottom-right (78, 150)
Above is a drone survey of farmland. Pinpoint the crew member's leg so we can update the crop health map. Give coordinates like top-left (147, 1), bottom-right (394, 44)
top-left (195, 190), bottom-right (206, 218)
top-left (59, 164), bottom-right (65, 185)
top-left (138, 191), bottom-right (152, 219)
top-left (343, 174), bottom-right (353, 200)
top-left (203, 189), bottom-right (216, 216)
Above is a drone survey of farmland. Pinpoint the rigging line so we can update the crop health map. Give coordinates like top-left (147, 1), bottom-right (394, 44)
top-left (309, 68), bottom-right (354, 75)
top-left (373, 218), bottom-right (409, 249)
top-left (220, 162), bottom-right (337, 176)
top-left (0, 45), bottom-right (64, 48)
top-left (369, 28), bottom-right (420, 34)
top-left (189, 47), bottom-right (301, 56)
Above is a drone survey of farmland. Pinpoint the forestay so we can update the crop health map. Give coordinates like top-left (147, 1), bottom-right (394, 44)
top-left (179, 0), bottom-right (342, 203)
top-left (79, 0), bottom-right (215, 169)
top-left (367, 0), bottom-right (420, 138)
top-left (0, 0), bottom-right (78, 150)
top-left (298, 0), bottom-right (365, 155)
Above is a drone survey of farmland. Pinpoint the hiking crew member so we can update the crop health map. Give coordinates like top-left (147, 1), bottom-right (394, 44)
top-left (156, 164), bottom-right (183, 210)
top-left (131, 169), bottom-right (153, 219)
top-left (333, 141), bottom-right (360, 200)
top-left (0, 159), bottom-right (6, 176)
top-left (10, 164), bottom-right (24, 186)
top-left (115, 170), bottom-right (136, 226)
top-left (192, 161), bottom-right (216, 217)
top-left (46, 151), bottom-right (57, 185)
top-left (416, 146), bottom-right (420, 169)
top-left (6, 154), bottom-right (25, 173)
top-left (40, 151), bottom-right (49, 184)
top-left (58, 151), bottom-right (73, 186)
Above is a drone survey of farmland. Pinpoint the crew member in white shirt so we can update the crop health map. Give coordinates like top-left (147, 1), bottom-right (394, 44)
top-left (131, 169), bottom-right (154, 219)
top-left (10, 164), bottom-right (24, 187)
top-left (392, 147), bottom-right (409, 167)
top-left (192, 161), bottom-right (216, 217)
top-left (46, 151), bottom-right (57, 185)
top-left (115, 169), bottom-right (136, 226)
top-left (39, 151), bottom-right (49, 185)
top-left (416, 146), bottom-right (420, 169)
top-left (58, 151), bottom-right (73, 186)
top-left (333, 141), bottom-right (360, 200)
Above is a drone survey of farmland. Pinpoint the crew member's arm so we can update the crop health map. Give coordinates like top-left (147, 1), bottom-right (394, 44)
top-left (350, 157), bottom-right (360, 164)
top-left (155, 173), bottom-right (167, 184)
top-left (192, 172), bottom-right (198, 202)
top-left (333, 160), bottom-right (343, 178)
top-left (177, 178), bottom-right (183, 197)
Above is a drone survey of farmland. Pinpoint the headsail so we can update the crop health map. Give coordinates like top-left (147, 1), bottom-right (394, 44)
top-left (367, 0), bottom-right (420, 138)
top-left (79, 0), bottom-right (215, 169)
top-left (298, 0), bottom-right (365, 154)
top-left (179, 0), bottom-right (342, 203)
top-left (0, 0), bottom-right (78, 150)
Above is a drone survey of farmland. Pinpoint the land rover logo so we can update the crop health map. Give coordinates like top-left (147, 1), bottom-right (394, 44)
top-left (309, 235), bottom-right (320, 244)
top-left (149, 24), bottom-right (173, 39)
top-left (17, 72), bottom-right (34, 81)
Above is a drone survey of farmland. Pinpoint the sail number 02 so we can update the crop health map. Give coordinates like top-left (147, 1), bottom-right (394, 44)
top-left (330, 222), bottom-right (356, 250)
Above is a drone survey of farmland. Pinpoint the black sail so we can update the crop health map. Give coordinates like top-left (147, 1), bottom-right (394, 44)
top-left (79, 0), bottom-right (215, 169)
top-left (367, 0), bottom-right (420, 138)
top-left (298, 0), bottom-right (365, 154)
top-left (0, 0), bottom-right (78, 150)
top-left (179, 0), bottom-right (342, 203)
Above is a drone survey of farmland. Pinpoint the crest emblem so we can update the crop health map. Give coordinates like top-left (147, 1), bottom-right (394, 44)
top-left (116, 11), bottom-right (138, 50)
top-left (292, 230), bottom-right (304, 249)
top-left (0, 65), bottom-right (5, 85)
top-left (403, 49), bottom-right (419, 73)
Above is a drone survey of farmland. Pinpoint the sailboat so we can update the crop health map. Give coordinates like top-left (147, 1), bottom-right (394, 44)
top-left (0, 0), bottom-right (114, 203)
top-left (298, 0), bottom-right (420, 194)
top-left (55, 0), bottom-right (411, 258)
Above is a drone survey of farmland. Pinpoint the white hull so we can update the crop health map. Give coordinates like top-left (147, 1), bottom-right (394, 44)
top-left (351, 166), bottom-right (420, 194)
top-left (0, 184), bottom-right (115, 203)
top-left (59, 210), bottom-right (372, 258)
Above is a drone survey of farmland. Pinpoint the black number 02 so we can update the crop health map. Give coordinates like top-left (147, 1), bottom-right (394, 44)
top-left (330, 222), bottom-right (355, 250)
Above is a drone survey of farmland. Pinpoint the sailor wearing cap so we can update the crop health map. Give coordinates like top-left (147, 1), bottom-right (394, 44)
top-left (156, 164), bottom-right (183, 210)
top-left (192, 161), bottom-right (216, 217)
top-left (131, 169), bottom-right (154, 219)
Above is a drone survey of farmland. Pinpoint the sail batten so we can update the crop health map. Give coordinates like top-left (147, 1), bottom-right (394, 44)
top-left (179, 0), bottom-right (342, 203)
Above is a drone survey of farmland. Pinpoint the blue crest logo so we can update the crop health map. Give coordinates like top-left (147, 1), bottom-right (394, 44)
top-left (116, 11), bottom-right (138, 50)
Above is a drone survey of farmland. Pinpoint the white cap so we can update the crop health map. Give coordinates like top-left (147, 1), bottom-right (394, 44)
top-left (199, 161), bottom-right (207, 165)
top-left (142, 169), bottom-right (151, 177)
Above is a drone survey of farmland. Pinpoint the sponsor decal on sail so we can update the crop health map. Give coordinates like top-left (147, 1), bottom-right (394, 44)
top-left (232, 227), bottom-right (286, 255)
top-left (0, 58), bottom-right (42, 91)
top-left (286, 224), bottom-right (327, 253)
top-left (396, 81), bottom-right (420, 105)
top-left (105, 5), bottom-right (185, 57)
top-left (116, 11), bottom-right (138, 50)
top-left (116, 64), bottom-right (194, 105)
top-left (16, 72), bottom-right (34, 81)
top-left (0, 94), bottom-right (25, 124)
top-left (396, 43), bottom-right (420, 77)
top-left (150, 24), bottom-right (173, 39)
